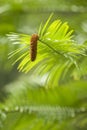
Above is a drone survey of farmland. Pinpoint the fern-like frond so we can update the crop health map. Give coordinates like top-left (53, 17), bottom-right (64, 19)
top-left (8, 14), bottom-right (87, 87)
top-left (0, 79), bottom-right (87, 130)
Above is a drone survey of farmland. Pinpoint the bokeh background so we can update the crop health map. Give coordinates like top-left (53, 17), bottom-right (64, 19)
top-left (0, 0), bottom-right (87, 93)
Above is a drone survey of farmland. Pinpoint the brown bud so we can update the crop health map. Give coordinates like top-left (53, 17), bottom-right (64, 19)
top-left (30, 34), bottom-right (39, 61)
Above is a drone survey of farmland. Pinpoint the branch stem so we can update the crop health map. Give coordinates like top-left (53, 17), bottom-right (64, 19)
top-left (39, 39), bottom-right (63, 56)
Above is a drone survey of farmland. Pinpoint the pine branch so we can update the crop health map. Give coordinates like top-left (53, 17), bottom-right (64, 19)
top-left (7, 14), bottom-right (87, 87)
top-left (0, 79), bottom-right (87, 130)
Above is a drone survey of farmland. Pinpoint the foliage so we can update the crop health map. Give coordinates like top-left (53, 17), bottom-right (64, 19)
top-left (0, 78), bottom-right (87, 130)
top-left (0, 14), bottom-right (87, 130)
top-left (8, 14), bottom-right (87, 87)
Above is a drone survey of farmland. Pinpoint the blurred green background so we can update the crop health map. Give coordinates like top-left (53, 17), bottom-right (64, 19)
top-left (0, 0), bottom-right (87, 89)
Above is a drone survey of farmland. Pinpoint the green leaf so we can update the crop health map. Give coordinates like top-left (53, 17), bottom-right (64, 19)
top-left (40, 13), bottom-right (53, 37)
